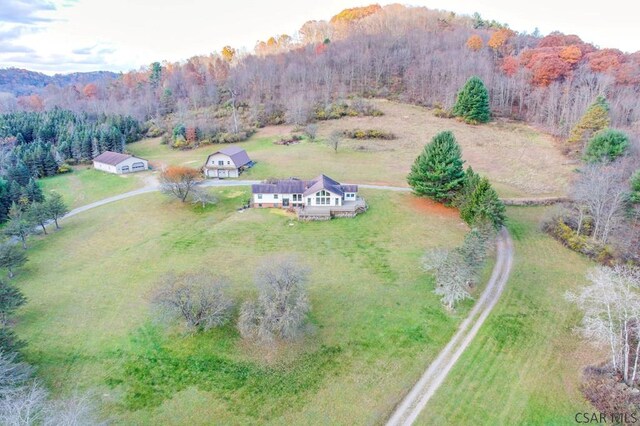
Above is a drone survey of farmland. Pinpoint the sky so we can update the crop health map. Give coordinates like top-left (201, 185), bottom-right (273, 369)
top-left (1, 0), bottom-right (639, 75)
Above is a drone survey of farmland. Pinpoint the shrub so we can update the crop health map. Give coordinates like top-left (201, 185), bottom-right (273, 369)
top-left (303, 123), bottom-right (318, 141)
top-left (275, 135), bottom-right (304, 145)
top-left (631, 170), bottom-right (640, 204)
top-left (584, 128), bottom-right (629, 163)
top-left (542, 214), bottom-right (614, 264)
top-left (57, 164), bottom-right (72, 174)
top-left (313, 100), bottom-right (383, 120)
top-left (582, 365), bottom-right (640, 420)
top-left (342, 129), bottom-right (395, 140)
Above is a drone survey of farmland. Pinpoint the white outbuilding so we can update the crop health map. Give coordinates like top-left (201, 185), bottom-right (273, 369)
top-left (93, 151), bottom-right (148, 174)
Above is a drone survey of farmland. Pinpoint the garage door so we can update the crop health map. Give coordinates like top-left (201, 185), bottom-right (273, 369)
top-left (121, 166), bottom-right (130, 173)
top-left (132, 162), bottom-right (145, 171)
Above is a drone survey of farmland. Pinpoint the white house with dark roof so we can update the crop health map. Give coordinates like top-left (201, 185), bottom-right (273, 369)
top-left (93, 151), bottom-right (148, 174)
top-left (203, 146), bottom-right (253, 178)
top-left (251, 175), bottom-right (366, 219)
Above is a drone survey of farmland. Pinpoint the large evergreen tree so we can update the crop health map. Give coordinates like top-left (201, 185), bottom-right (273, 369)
top-left (459, 177), bottom-right (506, 229)
top-left (453, 76), bottom-right (491, 124)
top-left (407, 131), bottom-right (465, 203)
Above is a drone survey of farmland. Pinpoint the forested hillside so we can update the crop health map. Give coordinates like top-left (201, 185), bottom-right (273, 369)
top-left (0, 4), bottom-right (638, 141)
top-left (0, 69), bottom-right (118, 97)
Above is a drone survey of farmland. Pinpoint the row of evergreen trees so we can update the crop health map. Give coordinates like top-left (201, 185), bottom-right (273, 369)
top-left (0, 109), bottom-right (144, 223)
top-left (0, 108), bottom-right (145, 173)
top-left (407, 130), bottom-right (506, 229)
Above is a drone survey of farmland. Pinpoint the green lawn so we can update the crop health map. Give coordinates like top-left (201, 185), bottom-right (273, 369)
top-left (39, 168), bottom-right (147, 209)
top-left (15, 188), bottom-right (477, 424)
top-left (418, 206), bottom-right (599, 425)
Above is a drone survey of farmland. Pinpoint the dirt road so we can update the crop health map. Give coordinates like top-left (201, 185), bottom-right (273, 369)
top-left (386, 228), bottom-right (514, 426)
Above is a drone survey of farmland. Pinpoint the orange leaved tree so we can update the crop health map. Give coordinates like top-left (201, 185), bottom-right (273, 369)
top-left (160, 166), bottom-right (202, 202)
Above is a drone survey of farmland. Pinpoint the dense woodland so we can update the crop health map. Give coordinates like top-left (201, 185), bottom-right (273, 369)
top-left (0, 4), bottom-right (638, 143)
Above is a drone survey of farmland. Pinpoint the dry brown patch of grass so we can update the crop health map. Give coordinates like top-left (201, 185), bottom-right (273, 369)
top-left (316, 100), bottom-right (573, 197)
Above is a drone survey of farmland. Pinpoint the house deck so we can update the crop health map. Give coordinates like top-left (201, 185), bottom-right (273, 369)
top-left (297, 198), bottom-right (367, 220)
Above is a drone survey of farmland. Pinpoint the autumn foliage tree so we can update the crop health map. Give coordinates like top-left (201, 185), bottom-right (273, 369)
top-left (465, 35), bottom-right (483, 52)
top-left (487, 28), bottom-right (513, 56)
top-left (566, 96), bottom-right (611, 154)
top-left (221, 46), bottom-right (236, 62)
top-left (159, 166), bottom-right (202, 202)
top-left (82, 83), bottom-right (98, 99)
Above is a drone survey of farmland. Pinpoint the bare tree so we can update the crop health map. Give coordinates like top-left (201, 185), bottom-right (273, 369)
top-left (567, 265), bottom-right (640, 387)
top-left (238, 256), bottom-right (310, 343)
top-left (571, 162), bottom-right (631, 244)
top-left (423, 228), bottom-right (492, 310)
top-left (325, 130), bottom-right (342, 153)
top-left (303, 123), bottom-right (318, 141)
top-left (0, 352), bottom-right (33, 396)
top-left (0, 381), bottom-right (47, 426)
top-left (159, 166), bottom-right (202, 203)
top-left (43, 391), bottom-right (104, 426)
top-left (152, 271), bottom-right (234, 331)
top-left (190, 189), bottom-right (218, 208)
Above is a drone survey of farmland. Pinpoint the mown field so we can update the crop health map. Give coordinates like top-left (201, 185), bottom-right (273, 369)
top-left (39, 167), bottom-right (148, 209)
top-left (15, 188), bottom-right (478, 424)
top-left (128, 100), bottom-right (573, 198)
top-left (419, 206), bottom-right (599, 425)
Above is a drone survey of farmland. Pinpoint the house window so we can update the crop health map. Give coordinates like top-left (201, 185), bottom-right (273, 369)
top-left (227, 161), bottom-right (230, 165)
top-left (218, 160), bottom-right (224, 166)
top-left (315, 190), bottom-right (330, 205)
top-left (274, 194), bottom-right (279, 200)
top-left (257, 194), bottom-right (263, 199)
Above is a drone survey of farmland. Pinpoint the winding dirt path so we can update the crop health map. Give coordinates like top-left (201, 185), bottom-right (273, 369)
top-left (386, 228), bottom-right (514, 426)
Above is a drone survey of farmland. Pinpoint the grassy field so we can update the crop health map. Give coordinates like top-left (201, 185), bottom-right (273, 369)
top-left (39, 167), bottom-right (148, 209)
top-left (128, 100), bottom-right (573, 198)
top-left (14, 188), bottom-right (481, 424)
top-left (418, 206), bottom-right (599, 425)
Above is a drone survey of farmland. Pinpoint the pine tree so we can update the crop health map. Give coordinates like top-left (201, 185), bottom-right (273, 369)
top-left (567, 95), bottom-right (610, 155)
top-left (459, 177), bottom-right (506, 229)
top-left (43, 150), bottom-right (58, 176)
top-left (583, 128), bottom-right (629, 163)
top-left (27, 202), bottom-right (49, 235)
top-left (630, 170), bottom-right (640, 205)
top-left (4, 203), bottom-right (33, 249)
top-left (0, 243), bottom-right (27, 279)
top-left (453, 76), bottom-right (491, 124)
top-left (407, 131), bottom-right (465, 203)
top-left (454, 167), bottom-right (481, 210)
top-left (23, 179), bottom-right (44, 203)
top-left (44, 192), bottom-right (69, 229)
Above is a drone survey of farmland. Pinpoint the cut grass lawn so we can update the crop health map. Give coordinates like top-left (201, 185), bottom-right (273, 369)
top-left (418, 206), bottom-right (600, 425)
top-left (15, 188), bottom-right (479, 424)
top-left (128, 100), bottom-right (573, 198)
top-left (39, 167), bottom-right (147, 209)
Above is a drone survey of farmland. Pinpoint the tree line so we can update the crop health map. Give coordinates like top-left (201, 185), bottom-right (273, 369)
top-left (0, 4), bottom-right (637, 146)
